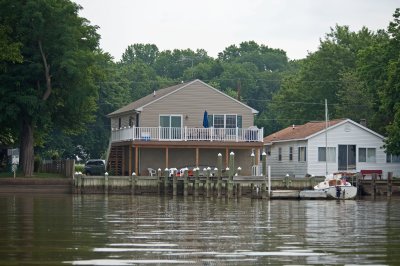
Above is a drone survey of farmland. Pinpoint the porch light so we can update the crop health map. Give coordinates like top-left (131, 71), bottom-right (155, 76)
top-left (165, 168), bottom-right (169, 171)
top-left (286, 174), bottom-right (289, 177)
top-left (132, 172), bottom-right (136, 176)
top-left (237, 167), bottom-right (242, 171)
top-left (218, 153), bottom-right (222, 157)
top-left (226, 167), bottom-right (230, 171)
top-left (262, 152), bottom-right (267, 156)
top-left (230, 151), bottom-right (235, 156)
top-left (251, 152), bottom-right (255, 157)
top-left (158, 168), bottom-right (161, 172)
top-left (105, 172), bottom-right (109, 176)
top-left (207, 167), bottom-right (211, 170)
top-left (214, 167), bottom-right (218, 171)
top-left (203, 168), bottom-right (207, 172)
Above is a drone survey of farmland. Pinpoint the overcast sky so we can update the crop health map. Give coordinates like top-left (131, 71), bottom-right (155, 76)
top-left (73, 0), bottom-right (398, 61)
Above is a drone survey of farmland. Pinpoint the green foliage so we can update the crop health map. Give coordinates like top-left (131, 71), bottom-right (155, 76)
top-left (75, 164), bottom-right (84, 173)
top-left (2, 3), bottom-right (399, 163)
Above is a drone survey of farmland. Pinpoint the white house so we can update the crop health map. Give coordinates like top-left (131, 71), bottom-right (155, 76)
top-left (263, 119), bottom-right (400, 178)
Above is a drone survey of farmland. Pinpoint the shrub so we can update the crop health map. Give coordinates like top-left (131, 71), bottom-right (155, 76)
top-left (75, 164), bottom-right (84, 173)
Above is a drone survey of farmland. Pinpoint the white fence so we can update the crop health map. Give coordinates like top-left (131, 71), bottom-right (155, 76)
top-left (111, 126), bottom-right (263, 143)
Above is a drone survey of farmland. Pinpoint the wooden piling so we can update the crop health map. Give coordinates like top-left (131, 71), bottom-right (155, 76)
top-left (104, 174), bottom-right (109, 194)
top-left (217, 154), bottom-right (223, 198)
top-left (130, 175), bottom-right (136, 195)
top-left (173, 173), bottom-right (177, 196)
top-left (163, 169), bottom-right (169, 195)
top-left (372, 173), bottom-right (377, 197)
top-left (183, 170), bottom-right (188, 197)
top-left (194, 169), bottom-right (199, 197)
top-left (387, 172), bottom-right (393, 198)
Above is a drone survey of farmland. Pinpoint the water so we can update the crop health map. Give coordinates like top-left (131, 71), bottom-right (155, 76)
top-left (0, 194), bottom-right (399, 265)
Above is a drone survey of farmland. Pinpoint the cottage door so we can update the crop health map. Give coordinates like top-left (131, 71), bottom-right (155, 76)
top-left (338, 145), bottom-right (356, 171)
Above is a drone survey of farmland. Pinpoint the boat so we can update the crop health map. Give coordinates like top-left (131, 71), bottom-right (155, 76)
top-left (312, 173), bottom-right (358, 199)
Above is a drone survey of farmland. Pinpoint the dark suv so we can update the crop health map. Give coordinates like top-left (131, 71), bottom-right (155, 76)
top-left (84, 159), bottom-right (106, 175)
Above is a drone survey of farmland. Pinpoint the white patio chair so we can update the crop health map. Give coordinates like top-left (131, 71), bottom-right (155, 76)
top-left (147, 168), bottom-right (156, 176)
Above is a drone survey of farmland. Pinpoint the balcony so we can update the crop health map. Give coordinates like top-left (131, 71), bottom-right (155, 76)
top-left (111, 126), bottom-right (264, 143)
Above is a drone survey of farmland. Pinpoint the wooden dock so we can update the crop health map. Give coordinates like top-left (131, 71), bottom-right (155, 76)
top-left (73, 171), bottom-right (400, 199)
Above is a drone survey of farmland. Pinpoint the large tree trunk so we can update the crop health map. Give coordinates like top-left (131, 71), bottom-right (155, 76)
top-left (20, 116), bottom-right (34, 177)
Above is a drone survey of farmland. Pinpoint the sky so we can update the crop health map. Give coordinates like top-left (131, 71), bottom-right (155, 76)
top-left (73, 0), bottom-right (399, 61)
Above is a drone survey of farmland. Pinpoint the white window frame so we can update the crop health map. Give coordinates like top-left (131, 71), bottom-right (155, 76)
top-left (359, 148), bottom-right (376, 163)
top-left (210, 114), bottom-right (242, 128)
top-left (318, 147), bottom-right (336, 162)
top-left (387, 153), bottom-right (400, 163)
top-left (298, 146), bottom-right (307, 162)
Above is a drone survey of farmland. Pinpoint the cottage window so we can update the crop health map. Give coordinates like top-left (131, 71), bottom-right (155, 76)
top-left (359, 148), bottom-right (376, 163)
top-left (278, 147), bottom-right (282, 161)
top-left (298, 147), bottom-right (306, 162)
top-left (118, 118), bottom-right (121, 128)
top-left (318, 147), bottom-right (336, 162)
top-left (387, 154), bottom-right (400, 163)
top-left (289, 147), bottom-right (293, 161)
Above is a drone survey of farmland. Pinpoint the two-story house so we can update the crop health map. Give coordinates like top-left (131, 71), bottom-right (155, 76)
top-left (107, 79), bottom-right (264, 176)
top-left (263, 119), bottom-right (400, 178)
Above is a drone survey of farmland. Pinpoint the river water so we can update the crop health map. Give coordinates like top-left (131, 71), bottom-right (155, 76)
top-left (0, 194), bottom-right (399, 265)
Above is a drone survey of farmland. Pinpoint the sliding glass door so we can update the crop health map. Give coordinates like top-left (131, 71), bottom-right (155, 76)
top-left (338, 145), bottom-right (356, 171)
top-left (160, 115), bottom-right (182, 140)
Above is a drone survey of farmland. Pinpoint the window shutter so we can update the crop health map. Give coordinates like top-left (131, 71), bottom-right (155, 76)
top-left (237, 115), bottom-right (242, 128)
top-left (208, 115), bottom-right (213, 127)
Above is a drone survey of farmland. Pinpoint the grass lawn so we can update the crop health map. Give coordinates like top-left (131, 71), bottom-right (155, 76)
top-left (0, 171), bottom-right (66, 179)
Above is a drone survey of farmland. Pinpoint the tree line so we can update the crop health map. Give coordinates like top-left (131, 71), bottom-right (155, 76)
top-left (0, 0), bottom-right (399, 176)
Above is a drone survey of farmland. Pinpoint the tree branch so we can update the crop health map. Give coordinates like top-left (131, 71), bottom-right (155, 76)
top-left (38, 40), bottom-right (52, 101)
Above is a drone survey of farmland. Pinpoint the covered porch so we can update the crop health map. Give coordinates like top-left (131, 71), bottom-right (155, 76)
top-left (107, 140), bottom-right (263, 176)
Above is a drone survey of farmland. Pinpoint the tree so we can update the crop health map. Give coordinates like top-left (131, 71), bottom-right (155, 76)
top-left (382, 8), bottom-right (400, 154)
top-left (0, 25), bottom-right (22, 63)
top-left (0, 0), bottom-right (102, 176)
top-left (121, 43), bottom-right (159, 66)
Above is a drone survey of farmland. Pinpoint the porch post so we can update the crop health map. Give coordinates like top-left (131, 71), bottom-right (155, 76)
top-left (165, 147), bottom-right (169, 169)
top-left (135, 146), bottom-right (139, 176)
top-left (256, 148), bottom-right (260, 165)
top-left (225, 147), bottom-right (229, 168)
top-left (128, 144), bottom-right (132, 176)
top-left (196, 147), bottom-right (199, 166)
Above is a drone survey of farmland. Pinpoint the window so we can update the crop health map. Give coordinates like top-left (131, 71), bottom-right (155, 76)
top-left (208, 114), bottom-right (243, 128)
top-left (387, 154), bottom-right (400, 163)
top-left (318, 147), bottom-right (336, 162)
top-left (278, 147), bottom-right (282, 161)
top-left (289, 147), bottom-right (293, 161)
top-left (226, 115), bottom-right (236, 128)
top-left (359, 148), bottom-right (376, 163)
top-left (298, 147), bottom-right (306, 162)
top-left (214, 115), bottom-right (224, 128)
top-left (265, 146), bottom-right (271, 156)
top-left (118, 118), bottom-right (121, 128)
top-left (159, 115), bottom-right (182, 140)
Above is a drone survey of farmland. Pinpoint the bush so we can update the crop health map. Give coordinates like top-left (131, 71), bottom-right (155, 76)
top-left (75, 164), bottom-right (84, 173)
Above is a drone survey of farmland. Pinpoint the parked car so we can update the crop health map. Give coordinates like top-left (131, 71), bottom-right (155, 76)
top-left (84, 159), bottom-right (106, 175)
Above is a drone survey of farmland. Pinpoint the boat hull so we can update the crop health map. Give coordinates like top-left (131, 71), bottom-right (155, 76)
top-left (319, 186), bottom-right (357, 200)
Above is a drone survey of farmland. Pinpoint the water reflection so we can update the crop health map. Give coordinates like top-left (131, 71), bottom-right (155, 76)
top-left (0, 194), bottom-right (399, 265)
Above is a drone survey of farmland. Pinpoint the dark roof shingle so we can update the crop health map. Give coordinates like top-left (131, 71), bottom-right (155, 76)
top-left (263, 119), bottom-right (345, 143)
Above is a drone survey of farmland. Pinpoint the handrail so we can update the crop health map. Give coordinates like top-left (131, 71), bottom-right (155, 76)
top-left (111, 126), bottom-right (263, 143)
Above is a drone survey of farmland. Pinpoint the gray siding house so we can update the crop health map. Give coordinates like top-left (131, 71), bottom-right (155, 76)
top-left (107, 79), bottom-right (264, 176)
top-left (264, 119), bottom-right (400, 178)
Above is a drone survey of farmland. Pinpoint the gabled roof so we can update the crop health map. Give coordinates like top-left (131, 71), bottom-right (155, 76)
top-left (264, 119), bottom-right (345, 143)
top-left (264, 118), bottom-right (387, 145)
top-left (107, 79), bottom-right (258, 117)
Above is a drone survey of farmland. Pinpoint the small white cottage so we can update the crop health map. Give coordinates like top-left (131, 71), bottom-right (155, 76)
top-left (263, 119), bottom-right (400, 178)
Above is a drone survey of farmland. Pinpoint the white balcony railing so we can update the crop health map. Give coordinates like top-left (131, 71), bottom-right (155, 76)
top-left (111, 126), bottom-right (263, 143)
